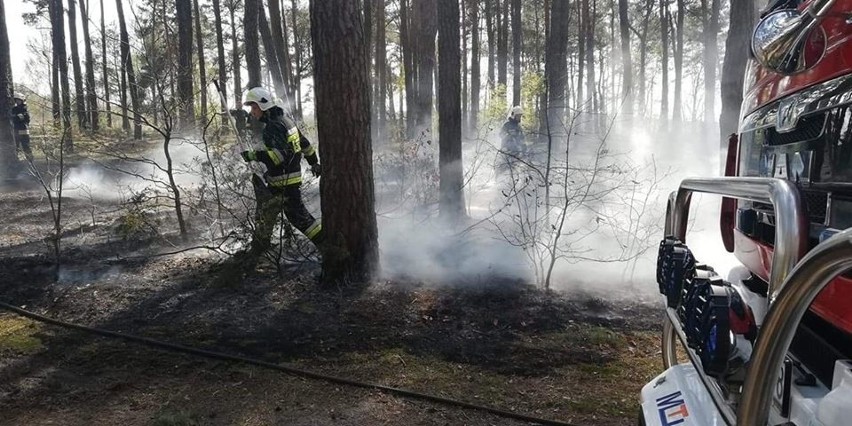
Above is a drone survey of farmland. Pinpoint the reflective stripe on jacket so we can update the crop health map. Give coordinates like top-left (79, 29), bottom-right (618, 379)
top-left (254, 113), bottom-right (319, 188)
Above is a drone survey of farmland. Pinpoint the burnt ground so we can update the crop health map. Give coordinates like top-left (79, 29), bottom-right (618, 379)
top-left (0, 171), bottom-right (664, 426)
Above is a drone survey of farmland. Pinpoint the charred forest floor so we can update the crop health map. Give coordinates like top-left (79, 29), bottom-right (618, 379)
top-left (0, 164), bottom-right (664, 426)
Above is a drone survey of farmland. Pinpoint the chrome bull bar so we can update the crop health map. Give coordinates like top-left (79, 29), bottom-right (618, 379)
top-left (660, 177), bottom-right (809, 425)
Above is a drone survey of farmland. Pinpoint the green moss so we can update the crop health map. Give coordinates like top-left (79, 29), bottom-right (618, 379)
top-left (151, 407), bottom-right (200, 426)
top-left (0, 315), bottom-right (44, 354)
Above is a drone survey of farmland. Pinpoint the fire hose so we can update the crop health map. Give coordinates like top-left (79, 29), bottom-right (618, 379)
top-left (0, 300), bottom-right (578, 426)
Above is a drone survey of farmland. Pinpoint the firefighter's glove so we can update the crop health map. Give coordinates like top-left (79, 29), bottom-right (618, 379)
top-left (240, 150), bottom-right (256, 162)
top-left (310, 163), bottom-right (322, 177)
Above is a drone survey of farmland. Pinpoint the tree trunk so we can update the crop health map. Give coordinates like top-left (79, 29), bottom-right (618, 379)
top-left (258, 6), bottom-right (287, 97)
top-left (637, 0), bottom-right (652, 115)
top-left (437, 0), bottom-right (464, 219)
top-left (375, 0), bottom-right (387, 142)
top-left (413, 0), bottom-right (436, 137)
top-left (497, 0), bottom-right (508, 89)
top-left (576, 0), bottom-right (585, 108)
top-left (176, 0), bottom-right (195, 128)
top-left (0, 0), bottom-right (18, 176)
top-left (720, 0), bottom-right (756, 145)
top-left (545, 0), bottom-right (569, 140)
top-left (511, 0), bottom-right (521, 106)
top-left (659, 0), bottom-right (669, 120)
top-left (400, 0), bottom-right (416, 137)
top-left (212, 0), bottom-right (228, 110)
top-left (584, 0), bottom-right (595, 115)
top-left (79, 0), bottom-right (99, 131)
top-left (485, 0), bottom-right (494, 92)
top-left (244, 0), bottom-right (262, 88)
top-left (290, 0), bottom-right (303, 117)
top-left (311, 0), bottom-right (379, 285)
top-left (618, 0), bottom-right (632, 114)
top-left (470, 0), bottom-right (480, 132)
top-left (703, 0), bottom-right (720, 125)
top-left (228, 2), bottom-right (242, 107)
top-left (52, 0), bottom-right (73, 148)
top-left (673, 0), bottom-right (684, 122)
top-left (461, 0), bottom-right (467, 126)
top-left (67, 0), bottom-right (87, 129)
top-left (116, 0), bottom-right (141, 139)
top-left (100, 0), bottom-right (110, 127)
top-left (268, 0), bottom-right (293, 109)
top-left (193, 0), bottom-right (207, 122)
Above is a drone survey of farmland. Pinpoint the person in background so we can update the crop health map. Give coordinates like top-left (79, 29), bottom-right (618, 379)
top-left (499, 105), bottom-right (525, 170)
top-left (11, 93), bottom-right (33, 161)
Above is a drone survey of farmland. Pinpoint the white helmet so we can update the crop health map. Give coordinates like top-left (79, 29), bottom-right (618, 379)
top-left (509, 105), bottom-right (523, 119)
top-left (12, 93), bottom-right (25, 101)
top-left (243, 87), bottom-right (277, 111)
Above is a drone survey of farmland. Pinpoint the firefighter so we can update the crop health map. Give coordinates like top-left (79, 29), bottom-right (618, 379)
top-left (240, 86), bottom-right (323, 256)
top-left (10, 93), bottom-right (33, 161)
top-left (499, 105), bottom-right (525, 170)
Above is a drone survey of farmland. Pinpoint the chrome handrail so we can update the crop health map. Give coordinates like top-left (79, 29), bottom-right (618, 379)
top-left (660, 177), bottom-right (808, 425)
top-left (671, 177), bottom-right (808, 301)
top-left (738, 228), bottom-right (852, 425)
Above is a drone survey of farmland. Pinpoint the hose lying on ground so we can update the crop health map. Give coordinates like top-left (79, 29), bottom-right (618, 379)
top-left (0, 300), bottom-right (578, 426)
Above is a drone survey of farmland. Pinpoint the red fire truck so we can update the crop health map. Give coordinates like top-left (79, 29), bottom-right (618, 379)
top-left (641, 0), bottom-right (852, 424)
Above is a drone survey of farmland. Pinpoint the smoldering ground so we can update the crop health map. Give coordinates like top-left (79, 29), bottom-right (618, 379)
top-left (375, 116), bottom-right (737, 300)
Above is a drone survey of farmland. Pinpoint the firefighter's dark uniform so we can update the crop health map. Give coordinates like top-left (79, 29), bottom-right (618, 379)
top-left (501, 117), bottom-right (524, 156)
top-left (11, 100), bottom-right (33, 160)
top-left (241, 109), bottom-right (322, 253)
top-left (500, 117), bottom-right (524, 171)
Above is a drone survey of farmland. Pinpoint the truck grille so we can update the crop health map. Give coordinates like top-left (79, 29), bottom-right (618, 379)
top-left (766, 113), bottom-right (825, 146)
top-left (803, 190), bottom-right (828, 225)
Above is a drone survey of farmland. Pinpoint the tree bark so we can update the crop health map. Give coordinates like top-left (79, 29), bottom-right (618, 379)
top-left (375, 0), bottom-right (387, 141)
top-left (227, 1), bottom-right (242, 107)
top-left (212, 0), bottom-right (228, 110)
top-left (0, 0), bottom-right (18, 176)
top-left (470, 0), bottom-right (480, 132)
top-left (511, 0), bottom-right (521, 106)
top-left (497, 0), bottom-right (508, 88)
top-left (637, 0), bottom-right (653, 115)
top-left (116, 0), bottom-right (141, 139)
top-left (438, 0), bottom-right (464, 219)
top-left (95, 0), bottom-right (112, 128)
top-left (79, 0), bottom-right (99, 130)
top-left (720, 0), bottom-right (756, 146)
top-left (584, 0), bottom-right (596, 115)
top-left (193, 0), bottom-right (207, 122)
top-left (673, 0), bottom-right (684, 122)
top-left (702, 0), bottom-right (720, 125)
top-left (268, 0), bottom-right (293, 109)
top-left (485, 0), bottom-right (494, 92)
top-left (244, 0), bottom-right (262, 88)
top-left (52, 0), bottom-right (73, 148)
top-left (545, 0), bottom-right (569, 140)
top-left (618, 0), bottom-right (632, 114)
top-left (576, 0), bottom-right (585, 108)
top-left (659, 0), bottom-right (669, 120)
top-left (413, 0), bottom-right (436, 137)
top-left (176, 0), bottom-right (195, 127)
top-left (258, 5), bottom-right (287, 97)
top-left (290, 0), bottom-right (303, 117)
top-left (67, 0), bottom-right (87, 129)
top-left (400, 0), bottom-right (415, 136)
top-left (311, 0), bottom-right (379, 285)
